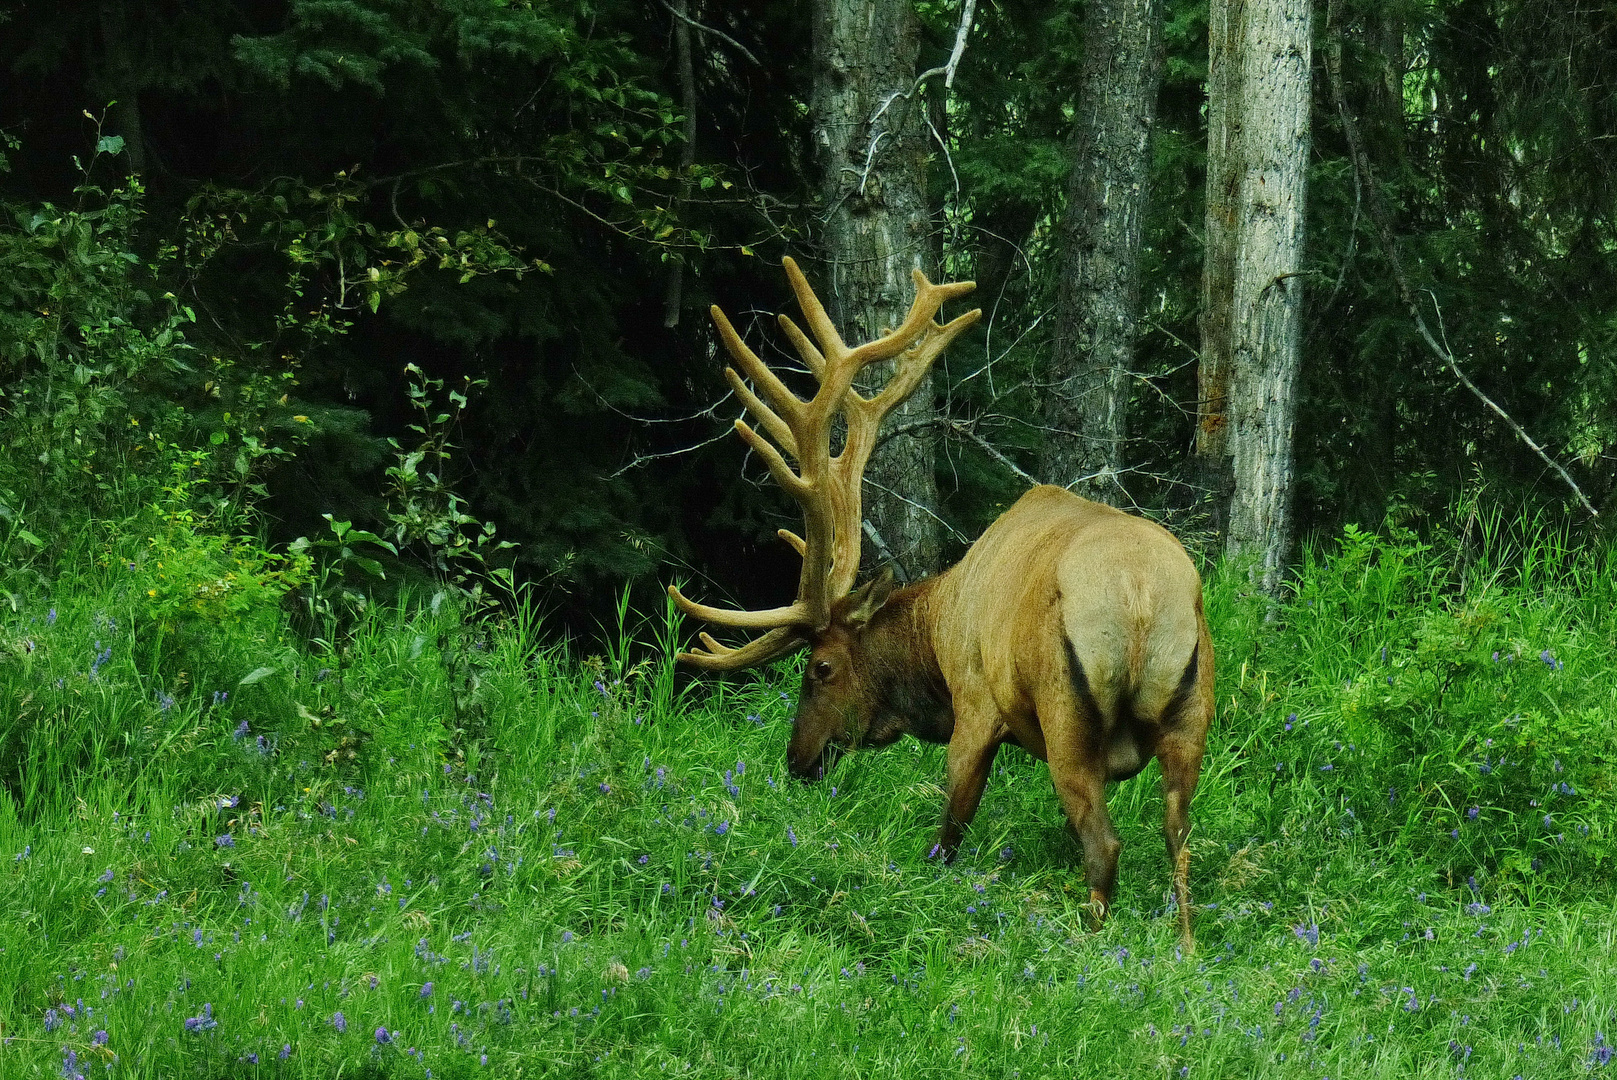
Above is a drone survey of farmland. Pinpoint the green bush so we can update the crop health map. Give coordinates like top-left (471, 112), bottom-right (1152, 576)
top-left (1219, 514), bottom-right (1617, 899)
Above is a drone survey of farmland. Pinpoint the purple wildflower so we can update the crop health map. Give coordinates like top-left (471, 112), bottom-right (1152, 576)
top-left (215, 834), bottom-right (235, 849)
top-left (375, 1027), bottom-right (392, 1045)
top-left (183, 1003), bottom-right (217, 1033)
top-left (421, 982), bottom-right (434, 998)
top-left (333, 1011), bottom-right (347, 1033)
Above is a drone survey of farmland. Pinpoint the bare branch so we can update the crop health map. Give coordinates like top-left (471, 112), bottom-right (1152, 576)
top-left (879, 415), bottom-right (1041, 490)
top-left (912, 0), bottom-right (980, 90)
top-left (856, 0), bottom-right (978, 195)
top-left (861, 519), bottom-right (908, 582)
top-left (655, 0), bottom-right (762, 67)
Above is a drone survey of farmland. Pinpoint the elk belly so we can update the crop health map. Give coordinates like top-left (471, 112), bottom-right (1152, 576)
top-left (1105, 724), bottom-right (1151, 780)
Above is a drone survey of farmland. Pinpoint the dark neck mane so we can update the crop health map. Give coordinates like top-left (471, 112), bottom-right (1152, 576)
top-left (862, 578), bottom-right (952, 743)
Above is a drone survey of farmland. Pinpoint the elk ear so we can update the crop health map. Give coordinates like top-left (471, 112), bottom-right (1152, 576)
top-left (845, 567), bottom-right (898, 628)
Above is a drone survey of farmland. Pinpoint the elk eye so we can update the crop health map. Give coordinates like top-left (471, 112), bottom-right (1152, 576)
top-left (814, 659), bottom-right (833, 680)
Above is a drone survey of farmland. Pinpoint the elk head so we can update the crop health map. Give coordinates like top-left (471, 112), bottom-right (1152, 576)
top-left (667, 258), bottom-right (979, 775)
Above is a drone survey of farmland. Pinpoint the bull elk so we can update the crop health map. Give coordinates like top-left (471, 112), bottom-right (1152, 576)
top-left (669, 258), bottom-right (1214, 944)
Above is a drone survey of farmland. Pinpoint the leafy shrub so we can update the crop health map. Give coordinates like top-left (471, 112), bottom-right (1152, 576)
top-left (1218, 514), bottom-right (1617, 899)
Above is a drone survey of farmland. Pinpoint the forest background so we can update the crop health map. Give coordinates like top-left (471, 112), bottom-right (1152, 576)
top-left (4, 0), bottom-right (1613, 631)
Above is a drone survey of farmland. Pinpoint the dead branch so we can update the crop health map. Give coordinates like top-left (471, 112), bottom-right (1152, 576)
top-left (655, 0), bottom-right (761, 67)
top-left (857, 0), bottom-right (979, 194)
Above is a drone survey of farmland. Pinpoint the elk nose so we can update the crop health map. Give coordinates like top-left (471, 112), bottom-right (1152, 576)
top-left (786, 756), bottom-right (824, 783)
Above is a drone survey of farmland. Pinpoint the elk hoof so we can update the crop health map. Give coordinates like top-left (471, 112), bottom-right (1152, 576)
top-left (1086, 888), bottom-right (1110, 930)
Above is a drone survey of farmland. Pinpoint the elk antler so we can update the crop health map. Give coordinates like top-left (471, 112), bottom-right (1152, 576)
top-left (668, 256), bottom-right (980, 669)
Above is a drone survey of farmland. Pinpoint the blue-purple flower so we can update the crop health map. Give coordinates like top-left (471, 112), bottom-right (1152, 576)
top-left (183, 1003), bottom-right (217, 1033)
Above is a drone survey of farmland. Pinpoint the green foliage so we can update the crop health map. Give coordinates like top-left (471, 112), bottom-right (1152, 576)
top-left (381, 363), bottom-right (515, 603)
top-left (1222, 513), bottom-right (1617, 895)
top-left (0, 156), bottom-right (195, 540)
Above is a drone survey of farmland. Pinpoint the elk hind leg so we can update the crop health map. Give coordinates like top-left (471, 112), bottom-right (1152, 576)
top-left (1157, 641), bottom-right (1210, 949)
top-left (1047, 648), bottom-right (1121, 927)
top-left (1050, 762), bottom-right (1119, 928)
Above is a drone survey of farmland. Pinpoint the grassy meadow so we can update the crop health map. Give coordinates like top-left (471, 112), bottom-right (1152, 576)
top-left (3, 513), bottom-right (1617, 1078)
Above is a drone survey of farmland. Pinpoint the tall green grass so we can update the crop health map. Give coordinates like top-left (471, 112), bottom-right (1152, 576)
top-left (2, 514), bottom-right (1616, 1077)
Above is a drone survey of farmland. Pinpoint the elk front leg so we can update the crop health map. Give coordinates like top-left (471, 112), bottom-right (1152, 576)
top-left (1158, 730), bottom-right (1205, 949)
top-left (932, 735), bottom-right (999, 863)
top-left (1049, 762), bottom-right (1120, 929)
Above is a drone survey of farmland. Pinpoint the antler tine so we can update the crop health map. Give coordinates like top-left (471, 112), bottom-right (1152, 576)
top-left (843, 268), bottom-right (978, 371)
top-left (724, 370), bottom-right (798, 463)
top-left (781, 256), bottom-right (847, 366)
top-left (666, 583), bottom-right (810, 629)
top-left (711, 305), bottom-right (806, 429)
top-left (777, 312), bottom-right (827, 380)
top-left (674, 625), bottom-right (807, 670)
top-left (861, 307), bottom-right (982, 420)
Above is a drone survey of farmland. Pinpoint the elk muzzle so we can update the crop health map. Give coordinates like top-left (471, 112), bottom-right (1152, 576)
top-left (785, 717), bottom-right (846, 782)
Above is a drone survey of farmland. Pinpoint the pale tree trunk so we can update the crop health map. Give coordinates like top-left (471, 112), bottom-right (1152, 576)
top-left (1040, 0), bottom-right (1165, 504)
top-left (1218, 0), bottom-right (1313, 594)
top-left (811, 0), bottom-right (941, 580)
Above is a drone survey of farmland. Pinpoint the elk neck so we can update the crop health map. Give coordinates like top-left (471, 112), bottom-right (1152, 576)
top-left (857, 576), bottom-right (954, 745)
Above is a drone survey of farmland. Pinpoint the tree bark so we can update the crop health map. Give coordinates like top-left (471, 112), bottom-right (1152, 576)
top-left (810, 0), bottom-right (941, 580)
top-left (1194, 0), bottom-right (1242, 532)
top-left (1039, 0), bottom-right (1165, 504)
top-left (1217, 0), bottom-right (1313, 594)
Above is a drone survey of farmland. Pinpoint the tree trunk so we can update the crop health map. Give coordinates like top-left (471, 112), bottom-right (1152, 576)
top-left (1218, 0), bottom-right (1313, 594)
top-left (98, 1), bottom-right (146, 174)
top-left (810, 0), bottom-right (941, 580)
top-left (1194, 0), bottom-right (1241, 533)
top-left (1039, 0), bottom-right (1165, 504)
top-left (662, 0), bottom-right (697, 329)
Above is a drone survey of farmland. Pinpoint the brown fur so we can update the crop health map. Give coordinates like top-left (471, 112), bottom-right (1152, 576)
top-left (787, 485), bottom-right (1214, 945)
